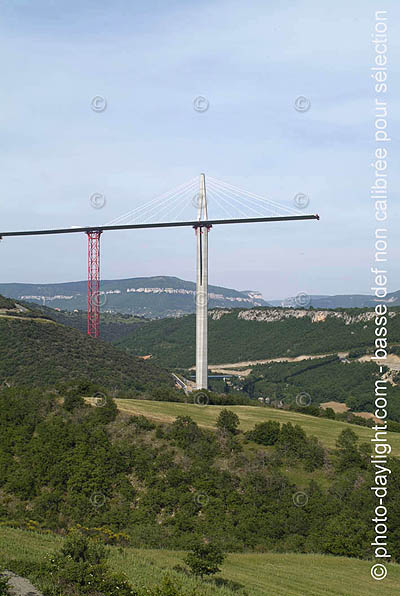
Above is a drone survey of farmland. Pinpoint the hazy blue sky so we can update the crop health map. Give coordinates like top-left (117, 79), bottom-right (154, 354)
top-left (1, 0), bottom-right (399, 299)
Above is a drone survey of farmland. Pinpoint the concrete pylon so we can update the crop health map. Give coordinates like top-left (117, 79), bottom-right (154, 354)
top-left (195, 173), bottom-right (209, 390)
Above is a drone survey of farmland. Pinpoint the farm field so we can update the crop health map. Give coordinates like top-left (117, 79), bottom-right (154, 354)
top-left (112, 398), bottom-right (400, 456)
top-left (0, 527), bottom-right (399, 596)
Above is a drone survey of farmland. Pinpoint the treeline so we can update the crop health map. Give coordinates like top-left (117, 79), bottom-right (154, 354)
top-left (23, 302), bottom-right (147, 342)
top-left (138, 386), bottom-right (258, 406)
top-left (289, 402), bottom-right (400, 434)
top-left (242, 357), bottom-right (400, 422)
top-left (0, 387), bottom-right (399, 561)
top-left (0, 295), bottom-right (17, 309)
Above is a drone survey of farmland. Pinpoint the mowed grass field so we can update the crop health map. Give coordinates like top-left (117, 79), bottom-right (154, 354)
top-left (1, 527), bottom-right (399, 596)
top-left (113, 399), bottom-right (400, 456)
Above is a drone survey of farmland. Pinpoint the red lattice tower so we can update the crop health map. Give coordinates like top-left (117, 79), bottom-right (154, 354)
top-left (87, 230), bottom-right (102, 338)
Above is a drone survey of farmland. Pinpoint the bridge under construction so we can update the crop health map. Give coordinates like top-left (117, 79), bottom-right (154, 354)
top-left (0, 174), bottom-right (319, 390)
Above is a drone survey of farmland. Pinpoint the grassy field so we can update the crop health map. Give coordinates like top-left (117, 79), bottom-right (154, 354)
top-left (112, 398), bottom-right (400, 456)
top-left (0, 527), bottom-right (399, 596)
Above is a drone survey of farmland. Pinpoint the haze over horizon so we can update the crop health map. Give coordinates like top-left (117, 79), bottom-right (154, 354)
top-left (1, 0), bottom-right (399, 300)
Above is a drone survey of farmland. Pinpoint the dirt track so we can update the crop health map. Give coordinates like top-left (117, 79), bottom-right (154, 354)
top-left (204, 352), bottom-right (349, 376)
top-left (202, 351), bottom-right (400, 377)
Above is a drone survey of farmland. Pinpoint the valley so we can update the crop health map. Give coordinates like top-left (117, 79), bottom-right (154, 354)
top-left (1, 293), bottom-right (399, 595)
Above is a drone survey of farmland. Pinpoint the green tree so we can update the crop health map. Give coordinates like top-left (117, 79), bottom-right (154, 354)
top-left (277, 422), bottom-right (307, 458)
top-left (322, 407), bottom-right (336, 420)
top-left (335, 428), bottom-right (362, 470)
top-left (184, 541), bottom-right (225, 579)
top-left (90, 395), bottom-right (118, 424)
top-left (170, 416), bottom-right (202, 449)
top-left (246, 421), bottom-right (280, 445)
top-left (60, 529), bottom-right (106, 564)
top-left (48, 530), bottom-right (137, 596)
top-left (216, 410), bottom-right (240, 435)
top-left (63, 393), bottom-right (85, 412)
top-left (303, 436), bottom-right (325, 471)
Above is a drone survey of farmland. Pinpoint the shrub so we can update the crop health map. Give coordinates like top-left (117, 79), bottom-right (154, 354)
top-left (387, 420), bottom-right (400, 433)
top-left (246, 421), bottom-right (280, 445)
top-left (0, 572), bottom-right (11, 596)
top-left (60, 530), bottom-right (107, 564)
top-left (128, 415), bottom-right (156, 432)
top-left (169, 416), bottom-right (202, 449)
top-left (276, 422), bottom-right (307, 458)
top-left (216, 410), bottom-right (240, 435)
top-left (47, 530), bottom-right (137, 596)
top-left (73, 524), bottom-right (130, 546)
top-left (184, 541), bottom-right (225, 579)
top-left (90, 395), bottom-right (118, 424)
top-left (276, 422), bottom-right (325, 470)
top-left (322, 407), bottom-right (336, 419)
top-left (335, 428), bottom-right (363, 470)
top-left (149, 575), bottom-right (191, 596)
top-left (63, 393), bottom-right (85, 412)
top-left (303, 436), bottom-right (325, 471)
top-left (150, 386), bottom-right (184, 403)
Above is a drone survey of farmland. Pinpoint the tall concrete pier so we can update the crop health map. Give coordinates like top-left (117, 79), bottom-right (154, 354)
top-left (195, 173), bottom-right (209, 390)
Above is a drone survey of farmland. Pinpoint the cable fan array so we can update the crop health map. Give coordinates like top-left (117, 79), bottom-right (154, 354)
top-left (105, 175), bottom-right (305, 227)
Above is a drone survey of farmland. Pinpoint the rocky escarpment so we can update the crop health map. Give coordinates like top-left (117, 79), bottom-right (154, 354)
top-left (209, 308), bottom-right (397, 324)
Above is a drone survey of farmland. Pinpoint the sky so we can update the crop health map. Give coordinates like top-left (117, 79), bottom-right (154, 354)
top-left (1, 0), bottom-right (399, 300)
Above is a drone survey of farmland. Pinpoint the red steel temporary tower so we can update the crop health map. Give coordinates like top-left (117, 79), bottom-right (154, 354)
top-left (87, 230), bottom-right (102, 337)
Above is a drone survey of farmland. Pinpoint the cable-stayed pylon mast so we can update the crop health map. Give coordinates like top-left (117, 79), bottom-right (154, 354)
top-left (0, 175), bottom-right (319, 349)
top-left (194, 173), bottom-right (210, 390)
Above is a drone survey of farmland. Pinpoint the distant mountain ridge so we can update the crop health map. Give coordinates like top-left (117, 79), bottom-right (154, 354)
top-left (268, 289), bottom-right (400, 309)
top-left (1, 275), bottom-right (399, 317)
top-left (0, 276), bottom-right (268, 318)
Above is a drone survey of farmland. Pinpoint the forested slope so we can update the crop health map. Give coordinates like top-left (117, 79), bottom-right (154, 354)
top-left (115, 307), bottom-right (400, 367)
top-left (0, 299), bottom-right (171, 390)
top-left (0, 388), bottom-right (399, 560)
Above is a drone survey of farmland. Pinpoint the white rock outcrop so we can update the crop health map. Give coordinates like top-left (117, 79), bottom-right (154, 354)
top-left (209, 308), bottom-right (396, 325)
